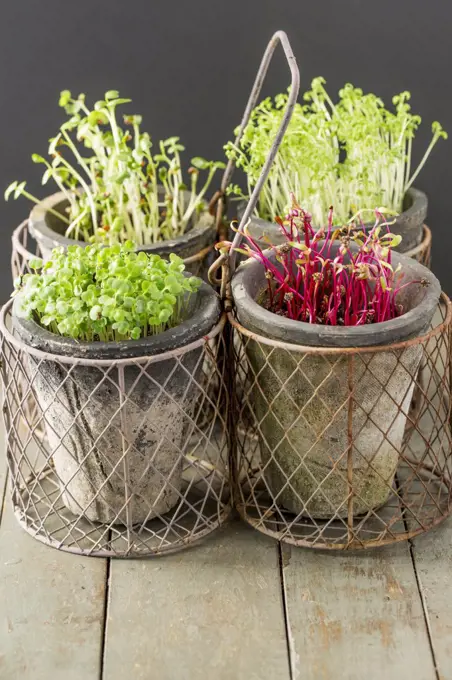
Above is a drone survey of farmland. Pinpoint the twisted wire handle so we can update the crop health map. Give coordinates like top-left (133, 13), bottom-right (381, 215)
top-left (208, 30), bottom-right (300, 301)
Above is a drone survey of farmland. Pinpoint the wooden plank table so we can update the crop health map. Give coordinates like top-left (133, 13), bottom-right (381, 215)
top-left (411, 517), bottom-right (452, 680)
top-left (103, 522), bottom-right (290, 680)
top-left (0, 425), bottom-right (108, 680)
top-left (282, 541), bottom-right (437, 680)
top-left (1, 439), bottom-right (452, 679)
top-left (0, 497), bottom-right (107, 680)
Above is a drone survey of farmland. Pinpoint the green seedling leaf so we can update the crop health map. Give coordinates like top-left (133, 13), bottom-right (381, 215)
top-left (5, 181), bottom-right (18, 201)
top-left (59, 90), bottom-right (72, 107)
top-left (88, 110), bottom-right (108, 126)
top-left (32, 154), bottom-right (46, 164)
top-left (14, 181), bottom-right (27, 199)
top-left (190, 156), bottom-right (210, 170)
top-left (105, 90), bottom-right (120, 101)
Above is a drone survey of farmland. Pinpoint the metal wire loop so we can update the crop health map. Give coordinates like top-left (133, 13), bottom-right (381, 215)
top-left (207, 30), bottom-right (300, 299)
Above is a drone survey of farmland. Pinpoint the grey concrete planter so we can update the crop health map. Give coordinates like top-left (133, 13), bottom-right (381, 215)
top-left (237, 187), bottom-right (427, 254)
top-left (29, 189), bottom-right (216, 273)
top-left (13, 280), bottom-right (220, 525)
top-left (232, 249), bottom-right (440, 518)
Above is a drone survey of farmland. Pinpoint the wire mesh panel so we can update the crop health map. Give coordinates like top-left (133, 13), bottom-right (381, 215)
top-left (231, 295), bottom-right (452, 550)
top-left (10, 220), bottom-right (46, 438)
top-left (0, 303), bottom-right (230, 557)
top-left (404, 225), bottom-right (432, 268)
top-left (11, 220), bottom-right (43, 281)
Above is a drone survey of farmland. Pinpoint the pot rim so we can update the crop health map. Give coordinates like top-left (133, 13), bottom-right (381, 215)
top-left (237, 186), bottom-right (427, 228)
top-left (9, 277), bottom-right (221, 363)
top-left (231, 247), bottom-right (441, 348)
top-left (399, 186), bottom-right (428, 223)
top-left (229, 294), bottom-right (450, 355)
top-left (29, 189), bottom-right (215, 252)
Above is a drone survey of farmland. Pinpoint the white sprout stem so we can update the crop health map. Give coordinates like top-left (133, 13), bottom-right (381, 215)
top-left (21, 189), bottom-right (70, 224)
top-left (181, 165), bottom-right (216, 230)
top-left (56, 155), bottom-right (98, 228)
top-left (65, 207), bottom-right (89, 239)
top-left (405, 132), bottom-right (440, 192)
top-left (46, 168), bottom-right (78, 214)
top-left (60, 130), bottom-right (93, 184)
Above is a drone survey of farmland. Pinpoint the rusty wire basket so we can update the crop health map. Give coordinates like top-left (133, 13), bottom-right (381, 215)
top-left (10, 217), bottom-right (217, 443)
top-left (206, 31), bottom-right (451, 551)
top-left (230, 297), bottom-right (452, 550)
top-left (11, 219), bottom-right (43, 281)
top-left (11, 220), bottom-right (46, 439)
top-left (0, 302), bottom-right (230, 557)
top-left (405, 225), bottom-right (432, 268)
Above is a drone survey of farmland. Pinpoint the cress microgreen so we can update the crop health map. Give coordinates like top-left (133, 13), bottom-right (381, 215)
top-left (14, 242), bottom-right (201, 341)
top-left (229, 196), bottom-right (425, 326)
top-left (225, 78), bottom-right (447, 225)
top-left (6, 90), bottom-right (225, 246)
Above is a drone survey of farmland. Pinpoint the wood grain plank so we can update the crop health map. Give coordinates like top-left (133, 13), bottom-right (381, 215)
top-left (0, 423), bottom-right (6, 525)
top-left (398, 313), bottom-right (452, 679)
top-left (411, 517), bottom-right (452, 680)
top-left (0, 496), bottom-right (107, 680)
top-left (103, 520), bottom-right (290, 680)
top-left (282, 541), bottom-right (436, 680)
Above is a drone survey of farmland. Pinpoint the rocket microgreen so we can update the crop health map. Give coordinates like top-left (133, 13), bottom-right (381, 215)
top-left (225, 78), bottom-right (447, 225)
top-left (6, 90), bottom-right (225, 246)
top-left (14, 242), bottom-right (201, 341)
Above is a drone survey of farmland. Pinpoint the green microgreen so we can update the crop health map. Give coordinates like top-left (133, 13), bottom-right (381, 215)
top-left (6, 89), bottom-right (225, 245)
top-left (225, 78), bottom-right (447, 225)
top-left (13, 242), bottom-right (201, 341)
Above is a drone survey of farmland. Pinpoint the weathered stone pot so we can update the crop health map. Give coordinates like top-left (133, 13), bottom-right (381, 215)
top-left (29, 189), bottom-right (216, 275)
top-left (13, 279), bottom-right (220, 525)
top-left (237, 187), bottom-right (427, 254)
top-left (231, 249), bottom-right (440, 519)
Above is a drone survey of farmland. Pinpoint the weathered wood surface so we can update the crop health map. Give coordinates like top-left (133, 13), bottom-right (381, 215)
top-left (103, 520), bottom-right (291, 680)
top-left (398, 320), bottom-right (452, 679)
top-left (0, 419), bottom-right (7, 526)
top-left (411, 517), bottom-right (452, 680)
top-left (282, 541), bottom-right (436, 680)
top-left (0, 493), bottom-right (108, 680)
top-left (2, 419), bottom-right (452, 680)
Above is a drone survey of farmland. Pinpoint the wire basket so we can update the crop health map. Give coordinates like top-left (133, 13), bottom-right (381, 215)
top-left (0, 302), bottom-right (230, 557)
top-left (405, 225), bottom-right (432, 268)
top-left (231, 296), bottom-right (452, 550)
top-left (11, 220), bottom-right (43, 281)
top-left (10, 217), bottom-right (217, 446)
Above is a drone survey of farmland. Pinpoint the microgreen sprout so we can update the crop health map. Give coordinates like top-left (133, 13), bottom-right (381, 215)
top-left (225, 78), bottom-right (447, 225)
top-left (14, 242), bottom-right (201, 341)
top-left (6, 90), bottom-right (225, 245)
top-left (232, 195), bottom-right (424, 326)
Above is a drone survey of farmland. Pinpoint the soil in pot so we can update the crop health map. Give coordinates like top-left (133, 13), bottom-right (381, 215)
top-left (13, 281), bottom-right (220, 525)
top-left (29, 189), bottom-right (216, 276)
top-left (237, 187), bottom-right (427, 256)
top-left (232, 249), bottom-right (440, 519)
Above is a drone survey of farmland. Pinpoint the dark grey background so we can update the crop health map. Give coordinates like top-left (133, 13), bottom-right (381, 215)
top-left (0, 0), bottom-right (449, 299)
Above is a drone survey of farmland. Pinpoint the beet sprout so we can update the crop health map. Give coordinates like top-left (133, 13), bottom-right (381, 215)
top-left (233, 195), bottom-right (427, 326)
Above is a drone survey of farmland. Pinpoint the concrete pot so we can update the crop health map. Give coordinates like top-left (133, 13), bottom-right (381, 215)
top-left (29, 189), bottom-right (216, 275)
top-left (13, 279), bottom-right (220, 525)
top-left (237, 187), bottom-right (427, 255)
top-left (232, 249), bottom-right (440, 518)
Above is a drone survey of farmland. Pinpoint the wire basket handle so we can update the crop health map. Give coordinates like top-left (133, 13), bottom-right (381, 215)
top-left (208, 30), bottom-right (300, 304)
